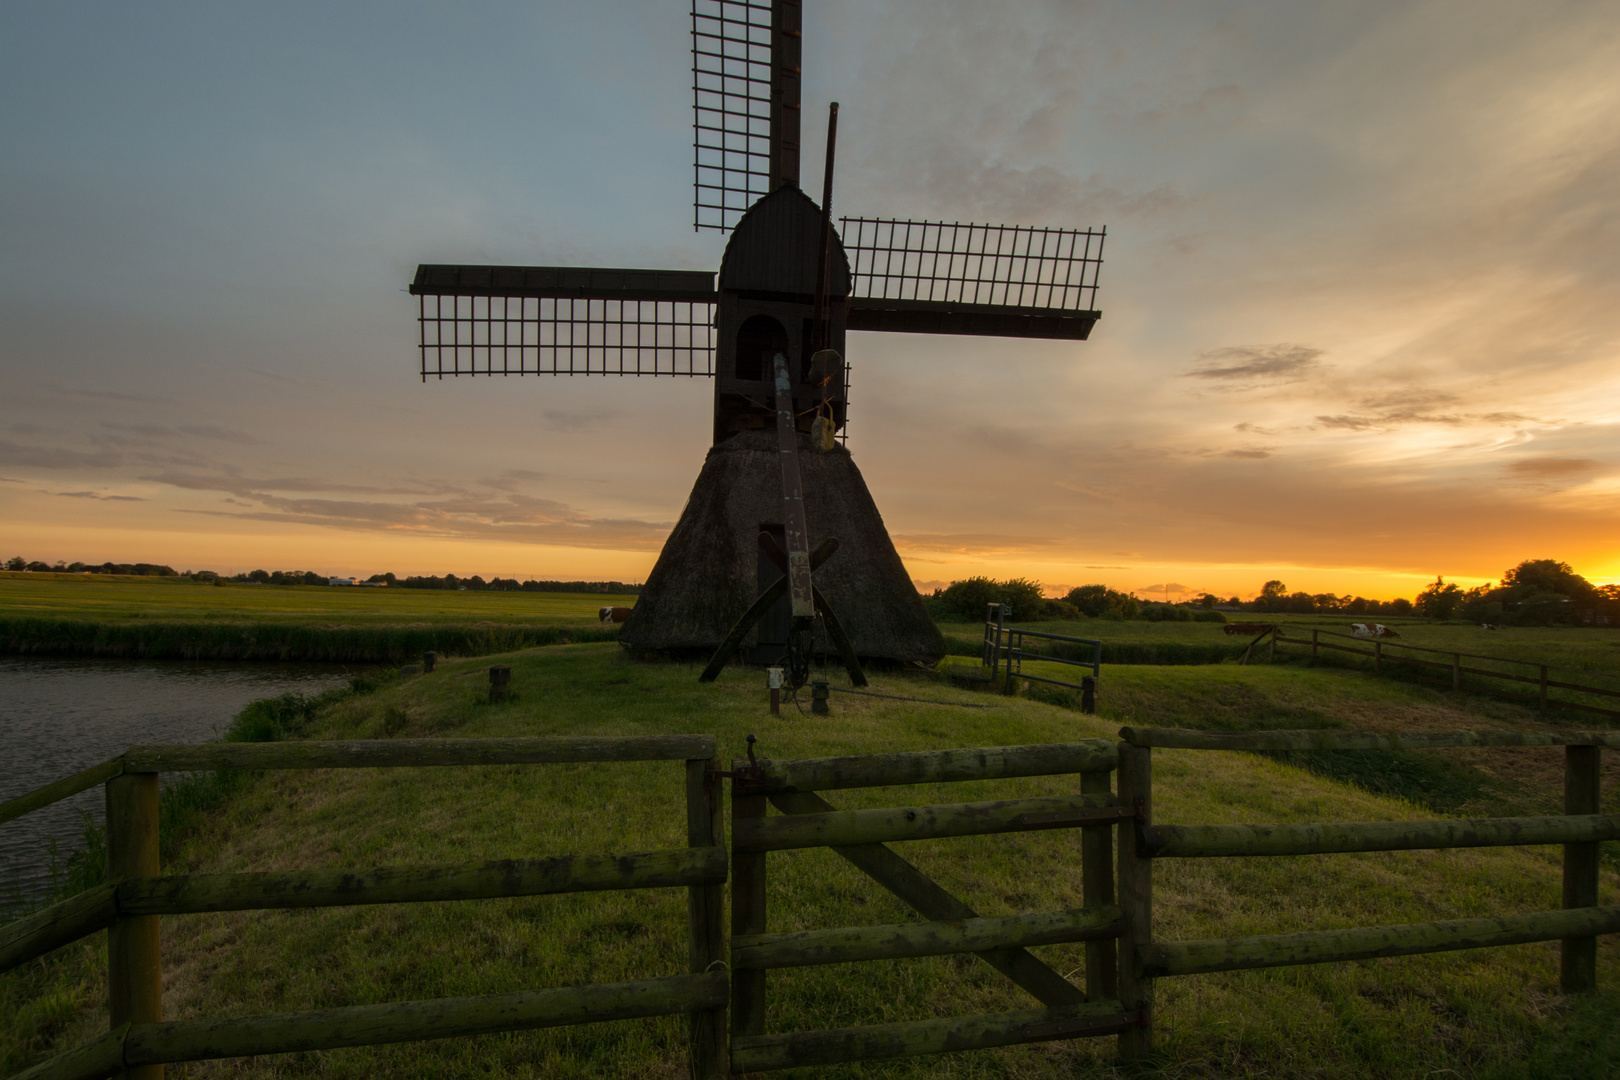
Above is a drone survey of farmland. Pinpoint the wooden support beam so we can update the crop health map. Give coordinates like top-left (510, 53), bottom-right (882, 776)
top-left (0, 882), bottom-right (119, 974)
top-left (730, 789), bottom-right (769, 1043)
top-left (745, 741), bottom-right (1117, 795)
top-left (1119, 727), bottom-right (1620, 751)
top-left (734, 793), bottom-right (1126, 852)
top-left (1145, 814), bottom-right (1620, 859)
top-left (1562, 745), bottom-right (1602, 992)
top-left (116, 848), bottom-right (725, 915)
top-left (106, 771), bottom-right (162, 1080)
top-left (768, 790), bottom-right (1086, 1008)
top-left (732, 905), bottom-right (1120, 970)
top-left (729, 1001), bottom-right (1131, 1072)
top-left (1081, 770), bottom-right (1118, 1000)
top-left (1145, 906), bottom-right (1620, 978)
top-left (686, 758), bottom-right (727, 1077)
top-left (122, 735), bottom-right (715, 772)
top-left (1115, 742), bottom-right (1153, 1062)
top-left (0, 757), bottom-right (124, 827)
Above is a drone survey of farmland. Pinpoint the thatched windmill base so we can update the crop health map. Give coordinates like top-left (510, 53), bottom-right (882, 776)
top-left (619, 431), bottom-right (945, 666)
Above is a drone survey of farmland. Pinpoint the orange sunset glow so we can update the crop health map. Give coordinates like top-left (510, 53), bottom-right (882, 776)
top-left (3, 3), bottom-right (1617, 601)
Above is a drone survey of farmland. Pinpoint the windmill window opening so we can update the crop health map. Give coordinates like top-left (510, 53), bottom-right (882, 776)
top-left (733, 314), bottom-right (789, 382)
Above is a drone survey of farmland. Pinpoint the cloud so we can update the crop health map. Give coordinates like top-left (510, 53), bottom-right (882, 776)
top-left (55, 490), bottom-right (145, 501)
top-left (1506, 457), bottom-right (1603, 479)
top-left (0, 438), bottom-right (122, 470)
top-left (1315, 410), bottom-right (1540, 432)
top-left (543, 409), bottom-right (618, 434)
top-left (891, 533), bottom-right (1066, 556)
top-left (1183, 344), bottom-right (1325, 385)
top-left (1219, 448), bottom-right (1272, 459)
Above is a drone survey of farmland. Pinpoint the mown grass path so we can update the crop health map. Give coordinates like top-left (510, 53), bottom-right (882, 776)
top-left (7, 648), bottom-right (1618, 1078)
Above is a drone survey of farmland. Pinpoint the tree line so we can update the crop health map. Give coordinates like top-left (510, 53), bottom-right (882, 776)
top-left (3, 557), bottom-right (639, 594)
top-left (926, 558), bottom-right (1617, 626)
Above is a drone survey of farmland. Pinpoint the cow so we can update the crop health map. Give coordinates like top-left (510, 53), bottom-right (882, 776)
top-left (600, 606), bottom-right (633, 623)
top-left (1350, 623), bottom-right (1400, 638)
top-left (1481, 623), bottom-right (1498, 630)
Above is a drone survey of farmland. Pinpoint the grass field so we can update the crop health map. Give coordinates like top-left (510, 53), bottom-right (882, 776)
top-left (6, 647), bottom-right (1618, 1078)
top-left (0, 573), bottom-right (636, 626)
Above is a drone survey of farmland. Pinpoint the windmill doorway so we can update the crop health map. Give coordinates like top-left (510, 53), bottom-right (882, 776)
top-left (750, 522), bottom-right (792, 663)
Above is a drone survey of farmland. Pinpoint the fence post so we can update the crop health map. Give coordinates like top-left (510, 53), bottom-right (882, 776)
top-left (1081, 769), bottom-right (1116, 1000)
top-left (1540, 666), bottom-right (1549, 712)
top-left (730, 779), bottom-right (768, 1045)
top-left (1561, 745), bottom-right (1601, 992)
top-left (1311, 628), bottom-right (1318, 660)
top-left (1116, 743), bottom-right (1153, 1061)
top-left (1452, 653), bottom-right (1461, 691)
top-left (106, 771), bottom-right (162, 1080)
top-left (1268, 628), bottom-right (1277, 663)
top-left (686, 758), bottom-right (726, 1077)
top-left (1373, 640), bottom-right (1381, 674)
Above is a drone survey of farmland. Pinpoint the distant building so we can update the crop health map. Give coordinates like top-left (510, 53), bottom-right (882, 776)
top-left (328, 577), bottom-right (356, 586)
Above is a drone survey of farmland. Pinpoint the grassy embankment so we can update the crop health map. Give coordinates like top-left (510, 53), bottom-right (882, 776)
top-left (0, 574), bottom-right (635, 663)
top-left (6, 647), bottom-right (1618, 1078)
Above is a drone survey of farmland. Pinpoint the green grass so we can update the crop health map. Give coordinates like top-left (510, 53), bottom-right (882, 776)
top-left (0, 574), bottom-right (636, 626)
top-left (6, 649), bottom-right (1619, 1078)
top-left (0, 576), bottom-right (637, 662)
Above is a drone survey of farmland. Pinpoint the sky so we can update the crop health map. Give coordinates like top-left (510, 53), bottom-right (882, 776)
top-left (2, 0), bottom-right (1617, 602)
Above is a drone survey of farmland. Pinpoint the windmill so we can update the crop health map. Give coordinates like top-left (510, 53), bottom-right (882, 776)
top-left (409, 0), bottom-right (1105, 685)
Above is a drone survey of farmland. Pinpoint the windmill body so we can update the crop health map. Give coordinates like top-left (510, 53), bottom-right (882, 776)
top-left (408, 0), bottom-right (1105, 669)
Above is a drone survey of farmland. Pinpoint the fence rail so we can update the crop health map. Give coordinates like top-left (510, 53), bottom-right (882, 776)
top-left (3, 736), bottom-right (726, 1080)
top-left (1109, 726), bottom-right (1614, 1061)
top-left (1274, 627), bottom-right (1620, 719)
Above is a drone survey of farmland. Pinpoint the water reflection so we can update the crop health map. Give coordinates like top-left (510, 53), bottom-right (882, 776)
top-left (1, 657), bottom-right (352, 908)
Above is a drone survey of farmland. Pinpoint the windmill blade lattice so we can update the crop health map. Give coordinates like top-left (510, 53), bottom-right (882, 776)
top-left (691, 0), bottom-right (774, 232)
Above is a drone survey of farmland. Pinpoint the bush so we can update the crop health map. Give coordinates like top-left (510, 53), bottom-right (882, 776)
top-left (1064, 585), bottom-right (1139, 620)
top-left (1193, 609), bottom-right (1228, 623)
top-left (935, 577), bottom-right (1053, 621)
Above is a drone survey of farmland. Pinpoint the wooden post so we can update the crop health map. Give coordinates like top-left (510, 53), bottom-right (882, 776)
top-left (1540, 666), bottom-right (1550, 712)
top-left (731, 781), bottom-right (768, 1045)
top-left (686, 758), bottom-right (726, 1077)
top-left (488, 665), bottom-right (511, 702)
top-left (1080, 770), bottom-right (1116, 1000)
top-left (1267, 628), bottom-right (1276, 663)
top-left (107, 771), bottom-right (163, 1080)
top-left (1561, 745), bottom-right (1601, 993)
top-left (422, 650), bottom-right (436, 673)
top-left (1452, 653), bottom-right (1461, 691)
top-left (1373, 640), bottom-right (1381, 674)
top-left (1116, 743), bottom-right (1153, 1061)
top-left (1080, 676), bottom-right (1097, 715)
top-left (1311, 629), bottom-right (1318, 660)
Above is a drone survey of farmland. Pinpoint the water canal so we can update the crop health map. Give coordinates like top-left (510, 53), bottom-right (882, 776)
top-left (1, 657), bottom-right (353, 909)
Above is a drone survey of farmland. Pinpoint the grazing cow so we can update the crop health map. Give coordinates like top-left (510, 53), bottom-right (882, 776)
top-left (600, 606), bottom-right (633, 623)
top-left (1481, 623), bottom-right (1498, 630)
top-left (1350, 623), bottom-right (1401, 638)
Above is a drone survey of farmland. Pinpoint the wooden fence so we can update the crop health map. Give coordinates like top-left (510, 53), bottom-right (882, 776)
top-left (6, 728), bottom-right (1618, 1074)
top-left (726, 741), bottom-right (1130, 1071)
top-left (1273, 626), bottom-right (1620, 719)
top-left (1112, 725), bottom-right (1620, 1059)
top-left (1, 736), bottom-right (727, 1080)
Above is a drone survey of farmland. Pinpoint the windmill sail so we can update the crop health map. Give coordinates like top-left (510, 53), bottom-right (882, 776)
top-left (410, 265), bottom-right (718, 378)
top-left (691, 0), bottom-right (797, 232)
top-left (841, 218), bottom-right (1106, 339)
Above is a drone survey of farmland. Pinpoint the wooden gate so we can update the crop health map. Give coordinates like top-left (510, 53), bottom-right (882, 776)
top-left (725, 741), bottom-right (1136, 1072)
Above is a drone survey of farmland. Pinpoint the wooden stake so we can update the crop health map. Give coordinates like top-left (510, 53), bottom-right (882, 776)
top-left (107, 770), bottom-right (163, 1080)
top-left (686, 759), bottom-right (727, 1077)
top-left (731, 785), bottom-right (768, 1041)
top-left (1562, 745), bottom-right (1601, 992)
top-left (1115, 743), bottom-right (1153, 1061)
top-left (1081, 770), bottom-right (1117, 1000)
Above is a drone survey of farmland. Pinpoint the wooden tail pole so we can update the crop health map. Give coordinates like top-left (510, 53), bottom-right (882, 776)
top-left (107, 770), bottom-right (163, 1080)
top-left (812, 102), bottom-right (840, 351)
top-left (1116, 743), bottom-right (1153, 1061)
top-left (1562, 744), bottom-right (1601, 992)
top-left (699, 537), bottom-right (840, 683)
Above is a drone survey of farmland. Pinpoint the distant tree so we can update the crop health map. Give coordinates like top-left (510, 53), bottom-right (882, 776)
top-left (1065, 584), bottom-right (1140, 620)
top-left (248, 569), bottom-right (270, 583)
top-left (1416, 576), bottom-right (1464, 620)
top-left (939, 577), bottom-right (1051, 621)
top-left (1197, 593), bottom-right (1219, 609)
top-left (1499, 559), bottom-right (1594, 600)
top-left (5, 556), bottom-right (24, 571)
top-left (26, 561), bottom-right (51, 572)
